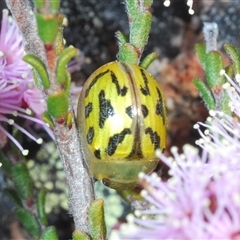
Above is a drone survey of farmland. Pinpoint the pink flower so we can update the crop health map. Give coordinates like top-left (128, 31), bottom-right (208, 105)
top-left (114, 70), bottom-right (240, 239)
top-left (0, 9), bottom-right (47, 155)
top-left (116, 144), bottom-right (240, 239)
top-left (23, 85), bottom-right (46, 118)
top-left (0, 9), bottom-right (86, 153)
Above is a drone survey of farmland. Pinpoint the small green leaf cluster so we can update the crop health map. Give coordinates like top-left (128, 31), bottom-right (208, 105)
top-left (1, 151), bottom-right (58, 239)
top-left (34, 0), bottom-right (60, 13)
top-left (23, 0), bottom-right (78, 129)
top-left (116, 0), bottom-right (158, 69)
top-left (193, 44), bottom-right (240, 114)
top-left (73, 199), bottom-right (106, 240)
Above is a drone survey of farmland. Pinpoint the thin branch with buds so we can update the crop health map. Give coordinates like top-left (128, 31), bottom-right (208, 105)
top-left (5, 0), bottom-right (95, 234)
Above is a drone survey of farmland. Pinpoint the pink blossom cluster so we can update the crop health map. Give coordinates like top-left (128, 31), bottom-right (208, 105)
top-left (113, 74), bottom-right (240, 238)
top-left (0, 9), bottom-right (47, 155)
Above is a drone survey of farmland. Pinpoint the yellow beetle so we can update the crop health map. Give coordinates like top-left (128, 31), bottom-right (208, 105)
top-left (77, 61), bottom-right (167, 190)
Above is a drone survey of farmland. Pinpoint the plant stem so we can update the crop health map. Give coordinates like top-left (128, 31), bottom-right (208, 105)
top-left (5, 0), bottom-right (95, 234)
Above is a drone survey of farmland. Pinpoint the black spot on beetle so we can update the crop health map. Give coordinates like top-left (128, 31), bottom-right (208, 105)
top-left (85, 70), bottom-right (109, 98)
top-left (125, 106), bottom-right (133, 119)
top-left (86, 127), bottom-right (94, 144)
top-left (145, 127), bottom-right (160, 150)
top-left (106, 128), bottom-right (131, 156)
top-left (85, 102), bottom-right (93, 118)
top-left (111, 71), bottom-right (128, 96)
top-left (94, 149), bottom-right (101, 159)
top-left (99, 90), bottom-right (115, 128)
top-left (141, 104), bottom-right (149, 118)
top-left (155, 88), bottom-right (166, 125)
top-left (140, 69), bottom-right (150, 96)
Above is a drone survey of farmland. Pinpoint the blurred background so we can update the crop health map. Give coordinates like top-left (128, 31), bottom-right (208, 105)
top-left (0, 0), bottom-right (239, 239)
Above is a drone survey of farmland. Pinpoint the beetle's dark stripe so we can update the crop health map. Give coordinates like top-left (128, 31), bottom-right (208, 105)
top-left (145, 127), bottom-right (160, 150)
top-left (137, 149), bottom-right (143, 158)
top-left (99, 90), bottom-right (115, 128)
top-left (126, 147), bottom-right (135, 158)
top-left (155, 87), bottom-right (166, 125)
top-left (125, 105), bottom-right (133, 119)
top-left (94, 149), bottom-right (101, 159)
top-left (120, 63), bottom-right (141, 158)
top-left (120, 62), bottom-right (139, 104)
top-left (140, 69), bottom-right (150, 96)
top-left (141, 104), bottom-right (149, 118)
top-left (85, 69), bottom-right (109, 98)
top-left (106, 128), bottom-right (131, 156)
top-left (111, 71), bottom-right (128, 96)
top-left (86, 127), bottom-right (94, 144)
top-left (85, 102), bottom-right (93, 118)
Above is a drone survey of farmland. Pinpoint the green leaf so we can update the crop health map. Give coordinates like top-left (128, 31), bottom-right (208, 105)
top-left (42, 226), bottom-right (59, 240)
top-left (31, 69), bottom-right (41, 90)
top-left (125, 0), bottom-right (138, 19)
top-left (121, 0), bottom-right (153, 64)
top-left (205, 51), bottom-right (225, 88)
top-left (42, 111), bottom-right (55, 128)
top-left (55, 15), bottom-right (65, 56)
top-left (36, 13), bottom-right (59, 44)
top-left (118, 43), bottom-right (139, 64)
top-left (89, 199), bottom-right (106, 240)
top-left (193, 78), bottom-right (215, 110)
top-left (130, 12), bottom-right (152, 50)
top-left (47, 91), bottom-right (69, 119)
top-left (126, 0), bottom-right (152, 17)
top-left (15, 208), bottom-right (41, 238)
top-left (12, 162), bottom-right (33, 200)
top-left (224, 44), bottom-right (240, 75)
top-left (195, 44), bottom-right (207, 69)
top-left (66, 112), bottom-right (73, 129)
top-left (140, 52), bottom-right (159, 69)
top-left (225, 65), bottom-right (234, 78)
top-left (51, 0), bottom-right (60, 12)
top-left (37, 188), bottom-right (48, 226)
top-left (220, 92), bottom-right (231, 115)
top-left (116, 31), bottom-right (127, 48)
top-left (33, 0), bottom-right (44, 9)
top-left (117, 187), bottom-right (145, 203)
top-left (72, 231), bottom-right (91, 240)
top-left (23, 54), bottom-right (50, 89)
top-left (56, 46), bottom-right (78, 85)
top-left (144, 0), bottom-right (153, 7)
top-left (0, 151), bottom-right (12, 175)
top-left (3, 188), bottom-right (23, 208)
